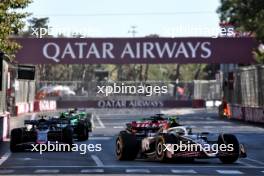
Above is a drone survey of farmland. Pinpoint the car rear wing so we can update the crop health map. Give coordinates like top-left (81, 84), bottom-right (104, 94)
top-left (126, 122), bottom-right (164, 132)
top-left (24, 120), bottom-right (38, 125)
top-left (24, 118), bottom-right (70, 126)
top-left (49, 118), bottom-right (70, 125)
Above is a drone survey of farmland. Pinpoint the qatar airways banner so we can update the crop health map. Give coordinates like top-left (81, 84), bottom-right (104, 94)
top-left (14, 37), bottom-right (256, 64)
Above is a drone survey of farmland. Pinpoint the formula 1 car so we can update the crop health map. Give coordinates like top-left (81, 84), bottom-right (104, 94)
top-left (59, 108), bottom-right (92, 141)
top-left (116, 124), bottom-right (247, 164)
top-left (10, 117), bottom-right (73, 152)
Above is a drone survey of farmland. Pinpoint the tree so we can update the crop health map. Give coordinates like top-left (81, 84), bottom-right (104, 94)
top-left (217, 0), bottom-right (264, 63)
top-left (0, 0), bottom-right (32, 59)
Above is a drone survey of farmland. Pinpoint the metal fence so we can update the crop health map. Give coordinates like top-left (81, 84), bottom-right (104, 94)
top-left (232, 65), bottom-right (264, 107)
top-left (0, 60), bottom-right (8, 113)
top-left (0, 90), bottom-right (5, 113)
top-left (15, 80), bottom-right (36, 103)
top-left (193, 80), bottom-right (222, 100)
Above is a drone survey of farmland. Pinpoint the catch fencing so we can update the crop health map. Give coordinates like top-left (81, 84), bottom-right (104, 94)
top-left (0, 60), bottom-right (8, 114)
top-left (232, 65), bottom-right (264, 107)
top-left (36, 80), bottom-right (222, 101)
top-left (15, 80), bottom-right (36, 103)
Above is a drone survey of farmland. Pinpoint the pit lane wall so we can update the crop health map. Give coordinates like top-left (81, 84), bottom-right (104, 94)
top-left (224, 104), bottom-right (264, 123)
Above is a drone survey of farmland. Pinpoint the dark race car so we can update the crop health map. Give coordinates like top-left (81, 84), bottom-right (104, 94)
top-left (116, 122), bottom-right (246, 163)
top-left (10, 117), bottom-right (73, 152)
top-left (59, 108), bottom-right (92, 141)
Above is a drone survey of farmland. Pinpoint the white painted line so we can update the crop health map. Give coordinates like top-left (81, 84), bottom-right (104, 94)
top-left (96, 115), bottom-right (105, 128)
top-left (203, 125), bottom-right (214, 128)
top-left (91, 113), bottom-right (95, 130)
top-left (89, 137), bottom-right (111, 140)
top-left (216, 170), bottom-right (243, 174)
top-left (171, 169), bottom-right (197, 174)
top-left (91, 155), bottom-right (104, 167)
top-left (0, 152), bottom-right (11, 166)
top-left (113, 126), bottom-right (124, 129)
top-left (5, 165), bottom-right (264, 169)
top-left (16, 157), bottom-right (33, 161)
top-left (0, 170), bottom-right (14, 174)
top-left (126, 169), bottom-right (150, 173)
top-left (238, 160), bottom-right (255, 167)
top-left (34, 169), bottom-right (59, 173)
top-left (81, 169), bottom-right (104, 173)
top-left (246, 157), bottom-right (264, 165)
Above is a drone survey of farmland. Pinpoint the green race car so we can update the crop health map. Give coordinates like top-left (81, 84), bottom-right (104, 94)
top-left (60, 109), bottom-right (92, 141)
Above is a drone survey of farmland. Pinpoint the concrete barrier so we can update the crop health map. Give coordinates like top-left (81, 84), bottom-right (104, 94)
top-left (34, 100), bottom-right (57, 112)
top-left (57, 100), bottom-right (194, 109)
top-left (244, 106), bottom-right (264, 123)
top-left (224, 103), bottom-right (264, 123)
top-left (0, 112), bottom-right (10, 141)
top-left (192, 99), bottom-right (205, 108)
top-left (15, 102), bottom-right (30, 115)
top-left (229, 104), bottom-right (244, 120)
top-left (15, 100), bottom-right (57, 116)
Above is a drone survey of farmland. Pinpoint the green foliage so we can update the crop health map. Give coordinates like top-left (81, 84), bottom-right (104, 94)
top-left (217, 0), bottom-right (264, 63)
top-left (0, 0), bottom-right (32, 59)
top-left (22, 17), bottom-right (50, 37)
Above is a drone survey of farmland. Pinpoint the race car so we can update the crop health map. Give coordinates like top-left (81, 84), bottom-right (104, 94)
top-left (59, 108), bottom-right (92, 141)
top-left (10, 117), bottom-right (73, 152)
top-left (116, 125), bottom-right (247, 164)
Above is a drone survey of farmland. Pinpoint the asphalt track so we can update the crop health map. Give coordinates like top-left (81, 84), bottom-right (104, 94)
top-left (0, 108), bottom-right (264, 175)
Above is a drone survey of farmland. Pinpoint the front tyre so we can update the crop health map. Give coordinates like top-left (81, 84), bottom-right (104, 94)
top-left (10, 128), bottom-right (23, 152)
top-left (218, 134), bottom-right (240, 164)
top-left (116, 131), bottom-right (139, 161)
top-left (155, 134), bottom-right (176, 162)
top-left (77, 123), bottom-right (89, 141)
top-left (63, 126), bottom-right (73, 149)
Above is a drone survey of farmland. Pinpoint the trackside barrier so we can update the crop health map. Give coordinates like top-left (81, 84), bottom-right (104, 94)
top-left (34, 100), bottom-right (57, 112)
top-left (0, 112), bottom-right (10, 141)
top-left (229, 104), bottom-right (244, 120)
top-left (15, 102), bottom-right (32, 115)
top-left (15, 100), bottom-right (57, 116)
top-left (244, 106), bottom-right (264, 123)
top-left (225, 103), bottom-right (264, 123)
top-left (192, 99), bottom-right (205, 108)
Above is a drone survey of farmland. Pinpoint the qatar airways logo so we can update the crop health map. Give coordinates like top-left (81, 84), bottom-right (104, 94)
top-left (42, 41), bottom-right (212, 62)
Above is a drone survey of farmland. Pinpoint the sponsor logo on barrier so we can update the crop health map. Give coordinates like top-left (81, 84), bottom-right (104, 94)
top-left (39, 100), bottom-right (57, 111)
top-left (97, 100), bottom-right (164, 108)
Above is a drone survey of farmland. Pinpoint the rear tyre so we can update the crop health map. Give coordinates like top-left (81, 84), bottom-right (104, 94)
top-left (155, 135), bottom-right (173, 162)
top-left (77, 123), bottom-right (88, 141)
top-left (63, 126), bottom-right (73, 151)
top-left (218, 134), bottom-right (240, 164)
top-left (116, 131), bottom-right (139, 160)
top-left (10, 128), bottom-right (23, 152)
